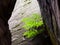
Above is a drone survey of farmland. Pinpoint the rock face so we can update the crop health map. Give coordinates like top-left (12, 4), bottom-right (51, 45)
top-left (8, 0), bottom-right (41, 45)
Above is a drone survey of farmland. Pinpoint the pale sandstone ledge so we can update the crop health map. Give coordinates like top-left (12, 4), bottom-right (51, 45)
top-left (8, 0), bottom-right (41, 45)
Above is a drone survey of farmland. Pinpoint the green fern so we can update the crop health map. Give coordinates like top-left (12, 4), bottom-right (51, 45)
top-left (22, 13), bottom-right (44, 39)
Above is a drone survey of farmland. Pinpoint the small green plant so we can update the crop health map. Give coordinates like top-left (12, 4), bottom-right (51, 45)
top-left (22, 13), bottom-right (44, 39)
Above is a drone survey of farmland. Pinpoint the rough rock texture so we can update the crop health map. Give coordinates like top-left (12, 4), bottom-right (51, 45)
top-left (8, 0), bottom-right (41, 45)
top-left (37, 0), bottom-right (59, 45)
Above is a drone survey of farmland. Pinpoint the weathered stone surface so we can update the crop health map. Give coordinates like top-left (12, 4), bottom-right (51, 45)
top-left (8, 0), bottom-right (41, 45)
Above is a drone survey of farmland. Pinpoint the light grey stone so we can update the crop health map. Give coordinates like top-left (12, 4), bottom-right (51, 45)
top-left (8, 0), bottom-right (41, 45)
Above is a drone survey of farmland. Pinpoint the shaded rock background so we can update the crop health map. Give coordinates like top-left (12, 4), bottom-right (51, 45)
top-left (8, 0), bottom-right (41, 45)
